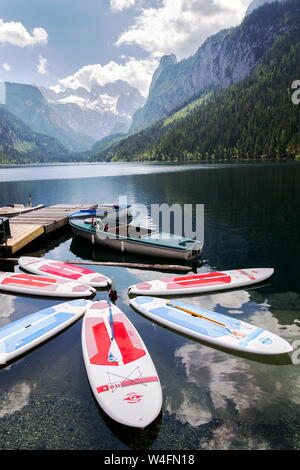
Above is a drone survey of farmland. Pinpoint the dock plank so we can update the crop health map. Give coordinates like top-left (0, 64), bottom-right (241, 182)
top-left (0, 224), bottom-right (44, 254)
top-left (0, 204), bottom-right (94, 254)
top-left (12, 213), bottom-right (71, 220)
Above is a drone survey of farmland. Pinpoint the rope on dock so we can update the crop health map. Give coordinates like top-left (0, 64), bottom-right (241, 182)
top-left (0, 258), bottom-right (193, 272)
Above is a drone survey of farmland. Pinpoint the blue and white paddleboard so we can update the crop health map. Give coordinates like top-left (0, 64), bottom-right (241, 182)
top-left (0, 299), bottom-right (91, 364)
top-left (130, 297), bottom-right (293, 356)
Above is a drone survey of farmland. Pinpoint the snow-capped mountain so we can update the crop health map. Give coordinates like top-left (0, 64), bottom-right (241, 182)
top-left (40, 80), bottom-right (145, 141)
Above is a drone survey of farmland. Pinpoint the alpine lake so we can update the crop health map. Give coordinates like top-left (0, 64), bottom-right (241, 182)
top-left (0, 161), bottom-right (300, 451)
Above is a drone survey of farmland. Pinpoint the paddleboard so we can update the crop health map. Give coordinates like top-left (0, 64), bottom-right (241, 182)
top-left (0, 299), bottom-right (91, 364)
top-left (82, 301), bottom-right (163, 428)
top-left (130, 297), bottom-right (293, 356)
top-left (128, 268), bottom-right (274, 296)
top-left (0, 271), bottom-right (96, 297)
top-left (18, 256), bottom-right (111, 288)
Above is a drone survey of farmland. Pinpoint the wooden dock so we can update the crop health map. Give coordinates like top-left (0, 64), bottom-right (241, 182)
top-left (0, 204), bottom-right (95, 254)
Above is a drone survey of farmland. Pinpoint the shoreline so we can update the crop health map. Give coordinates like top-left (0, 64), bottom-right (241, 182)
top-left (0, 158), bottom-right (298, 169)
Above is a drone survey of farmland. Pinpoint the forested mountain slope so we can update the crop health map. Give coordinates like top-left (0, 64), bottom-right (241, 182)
top-left (0, 107), bottom-right (69, 164)
top-left (90, 0), bottom-right (300, 162)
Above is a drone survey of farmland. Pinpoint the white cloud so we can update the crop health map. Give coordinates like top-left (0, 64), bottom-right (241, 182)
top-left (3, 62), bottom-right (11, 71)
top-left (0, 295), bottom-right (15, 327)
top-left (53, 56), bottom-right (159, 96)
top-left (0, 18), bottom-right (48, 47)
top-left (37, 55), bottom-right (48, 75)
top-left (115, 0), bottom-right (250, 59)
top-left (110, 0), bottom-right (138, 12)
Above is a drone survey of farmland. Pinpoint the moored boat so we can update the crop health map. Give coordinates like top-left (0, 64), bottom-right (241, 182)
top-left (69, 218), bottom-right (204, 261)
top-left (0, 204), bottom-right (44, 217)
top-left (68, 203), bottom-right (132, 222)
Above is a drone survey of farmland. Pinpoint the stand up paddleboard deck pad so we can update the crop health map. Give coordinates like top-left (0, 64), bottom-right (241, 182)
top-left (18, 256), bottom-right (111, 288)
top-left (0, 300), bottom-right (91, 364)
top-left (130, 297), bottom-right (293, 356)
top-left (128, 268), bottom-right (274, 296)
top-left (0, 272), bottom-right (96, 297)
top-left (82, 301), bottom-right (162, 428)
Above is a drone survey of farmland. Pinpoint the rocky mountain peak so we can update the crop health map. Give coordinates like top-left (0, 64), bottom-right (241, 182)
top-left (159, 54), bottom-right (177, 68)
top-left (149, 54), bottom-right (177, 93)
top-left (245, 0), bottom-right (286, 16)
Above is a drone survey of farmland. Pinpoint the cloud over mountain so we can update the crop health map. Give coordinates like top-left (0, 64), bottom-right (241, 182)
top-left (52, 56), bottom-right (159, 97)
top-left (115, 0), bottom-right (250, 59)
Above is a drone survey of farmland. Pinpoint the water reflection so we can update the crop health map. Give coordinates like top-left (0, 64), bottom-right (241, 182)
top-left (0, 382), bottom-right (34, 418)
top-left (0, 162), bottom-right (246, 183)
top-left (0, 295), bottom-right (16, 328)
top-left (97, 400), bottom-right (162, 450)
top-left (0, 162), bottom-right (300, 449)
top-left (172, 339), bottom-right (296, 427)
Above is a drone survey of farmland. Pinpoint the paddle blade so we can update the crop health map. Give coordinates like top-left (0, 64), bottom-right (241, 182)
top-left (108, 350), bottom-right (118, 363)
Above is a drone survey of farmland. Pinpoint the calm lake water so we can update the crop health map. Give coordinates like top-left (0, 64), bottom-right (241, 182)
top-left (0, 161), bottom-right (300, 450)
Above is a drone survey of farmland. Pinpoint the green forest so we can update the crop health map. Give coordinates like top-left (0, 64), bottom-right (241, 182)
top-left (91, 11), bottom-right (300, 163)
top-left (0, 107), bottom-right (69, 164)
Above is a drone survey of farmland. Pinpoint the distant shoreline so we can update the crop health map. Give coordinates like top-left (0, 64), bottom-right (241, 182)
top-left (0, 158), bottom-right (298, 169)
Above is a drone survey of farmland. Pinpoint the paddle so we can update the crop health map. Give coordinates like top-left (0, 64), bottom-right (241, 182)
top-left (166, 302), bottom-right (245, 339)
top-left (109, 301), bottom-right (115, 341)
top-left (107, 301), bottom-right (119, 363)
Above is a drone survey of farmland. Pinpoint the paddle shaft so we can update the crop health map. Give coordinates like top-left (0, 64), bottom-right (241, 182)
top-left (109, 302), bottom-right (115, 341)
top-left (166, 302), bottom-right (243, 337)
top-left (105, 303), bottom-right (123, 364)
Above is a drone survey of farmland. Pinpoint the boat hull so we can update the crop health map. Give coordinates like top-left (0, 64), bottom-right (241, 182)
top-left (71, 224), bottom-right (203, 261)
top-left (0, 204), bottom-right (44, 217)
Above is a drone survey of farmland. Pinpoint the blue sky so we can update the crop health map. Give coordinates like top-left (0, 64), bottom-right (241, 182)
top-left (0, 0), bottom-right (251, 96)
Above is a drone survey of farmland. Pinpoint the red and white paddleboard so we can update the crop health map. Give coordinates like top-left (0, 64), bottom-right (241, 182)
top-left (128, 268), bottom-right (274, 296)
top-left (82, 301), bottom-right (163, 428)
top-left (18, 256), bottom-right (111, 288)
top-left (0, 272), bottom-right (96, 298)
